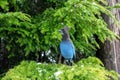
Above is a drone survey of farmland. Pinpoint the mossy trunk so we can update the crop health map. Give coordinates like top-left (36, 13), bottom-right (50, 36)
top-left (97, 0), bottom-right (120, 78)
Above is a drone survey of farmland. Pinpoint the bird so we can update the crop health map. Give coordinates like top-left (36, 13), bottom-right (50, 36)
top-left (59, 26), bottom-right (75, 66)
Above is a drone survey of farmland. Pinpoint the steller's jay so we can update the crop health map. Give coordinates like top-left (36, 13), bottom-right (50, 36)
top-left (59, 26), bottom-right (75, 66)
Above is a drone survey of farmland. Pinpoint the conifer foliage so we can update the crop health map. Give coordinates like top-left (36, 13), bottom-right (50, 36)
top-left (0, 0), bottom-right (119, 79)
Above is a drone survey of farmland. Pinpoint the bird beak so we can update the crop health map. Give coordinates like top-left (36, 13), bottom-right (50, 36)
top-left (59, 30), bottom-right (61, 32)
top-left (59, 30), bottom-right (63, 35)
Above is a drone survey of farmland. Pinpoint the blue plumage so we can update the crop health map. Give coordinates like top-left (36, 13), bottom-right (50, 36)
top-left (59, 26), bottom-right (75, 65)
top-left (60, 40), bottom-right (75, 59)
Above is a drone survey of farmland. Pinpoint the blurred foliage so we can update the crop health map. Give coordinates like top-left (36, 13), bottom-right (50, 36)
top-left (108, 3), bottom-right (120, 9)
top-left (36, 0), bottom-right (118, 56)
top-left (1, 57), bottom-right (120, 80)
top-left (46, 0), bottom-right (68, 8)
top-left (0, 0), bottom-right (9, 11)
top-left (0, 12), bottom-right (41, 55)
top-left (0, 0), bottom-right (119, 78)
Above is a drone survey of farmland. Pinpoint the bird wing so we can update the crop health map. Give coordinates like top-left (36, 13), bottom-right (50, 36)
top-left (70, 40), bottom-right (76, 59)
top-left (60, 40), bottom-right (75, 59)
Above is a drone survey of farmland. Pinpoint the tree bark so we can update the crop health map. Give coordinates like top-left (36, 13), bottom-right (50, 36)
top-left (0, 38), bottom-right (8, 73)
top-left (97, 0), bottom-right (120, 78)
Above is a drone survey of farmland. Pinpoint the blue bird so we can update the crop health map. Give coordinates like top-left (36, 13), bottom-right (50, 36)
top-left (59, 26), bottom-right (75, 66)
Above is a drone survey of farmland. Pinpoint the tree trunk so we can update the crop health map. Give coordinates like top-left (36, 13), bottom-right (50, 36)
top-left (97, 0), bottom-right (120, 78)
top-left (0, 38), bottom-right (8, 73)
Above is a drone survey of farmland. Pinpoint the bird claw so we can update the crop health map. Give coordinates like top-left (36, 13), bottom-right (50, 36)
top-left (64, 60), bottom-right (74, 66)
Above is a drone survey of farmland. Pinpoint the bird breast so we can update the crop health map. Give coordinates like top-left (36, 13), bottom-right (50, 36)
top-left (60, 40), bottom-right (74, 59)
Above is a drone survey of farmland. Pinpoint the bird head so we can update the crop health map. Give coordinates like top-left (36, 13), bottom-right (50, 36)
top-left (59, 26), bottom-right (69, 34)
top-left (59, 26), bottom-right (70, 40)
